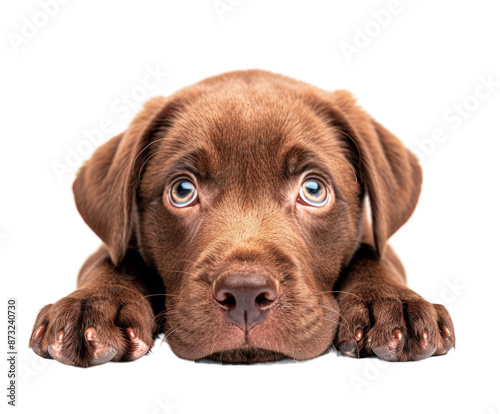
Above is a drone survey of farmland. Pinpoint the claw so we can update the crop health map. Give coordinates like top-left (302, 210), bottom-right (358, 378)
top-left (440, 325), bottom-right (451, 338)
top-left (393, 329), bottom-right (403, 341)
top-left (33, 326), bottom-right (45, 339)
top-left (355, 328), bottom-right (364, 341)
top-left (85, 327), bottom-right (97, 341)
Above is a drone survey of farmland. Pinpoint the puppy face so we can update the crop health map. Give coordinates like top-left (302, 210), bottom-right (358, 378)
top-left (137, 90), bottom-right (363, 361)
top-left (73, 70), bottom-right (421, 362)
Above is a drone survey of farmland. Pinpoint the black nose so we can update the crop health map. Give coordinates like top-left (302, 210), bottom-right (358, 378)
top-left (214, 273), bottom-right (278, 330)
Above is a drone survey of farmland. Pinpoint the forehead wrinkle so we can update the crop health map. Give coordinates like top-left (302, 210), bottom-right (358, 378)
top-left (165, 147), bottom-right (213, 180)
top-left (143, 135), bottom-right (215, 199)
top-left (282, 145), bottom-right (327, 177)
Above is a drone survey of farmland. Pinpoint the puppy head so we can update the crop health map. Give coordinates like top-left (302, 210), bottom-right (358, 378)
top-left (73, 70), bottom-right (421, 362)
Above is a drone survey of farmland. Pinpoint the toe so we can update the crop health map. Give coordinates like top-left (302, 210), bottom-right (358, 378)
top-left (369, 299), bottom-right (405, 361)
top-left (48, 331), bottom-right (74, 366)
top-left (411, 330), bottom-right (437, 361)
top-left (372, 328), bottom-right (404, 361)
top-left (433, 304), bottom-right (455, 356)
top-left (30, 325), bottom-right (52, 359)
top-left (404, 301), bottom-right (439, 361)
top-left (84, 328), bottom-right (118, 366)
top-left (335, 297), bottom-right (370, 358)
top-left (338, 328), bottom-right (364, 358)
top-left (125, 328), bottom-right (150, 361)
top-left (435, 324), bottom-right (455, 355)
top-left (29, 304), bottom-right (54, 359)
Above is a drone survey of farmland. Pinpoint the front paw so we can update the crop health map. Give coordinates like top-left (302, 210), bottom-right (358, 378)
top-left (335, 286), bottom-right (455, 361)
top-left (29, 286), bottom-right (156, 367)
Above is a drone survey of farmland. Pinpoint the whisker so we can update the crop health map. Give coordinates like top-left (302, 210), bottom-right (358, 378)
top-left (317, 290), bottom-right (365, 301)
top-left (164, 327), bottom-right (180, 341)
top-left (139, 293), bottom-right (171, 301)
top-left (317, 305), bottom-right (350, 325)
top-left (138, 150), bottom-right (171, 180)
top-left (169, 258), bottom-right (200, 267)
top-left (154, 308), bottom-right (178, 321)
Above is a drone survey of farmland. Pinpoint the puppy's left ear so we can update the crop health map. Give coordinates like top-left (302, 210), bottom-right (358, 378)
top-left (326, 90), bottom-right (422, 258)
top-left (73, 96), bottom-right (176, 266)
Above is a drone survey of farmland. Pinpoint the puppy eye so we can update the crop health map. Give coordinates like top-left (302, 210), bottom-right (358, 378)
top-left (298, 178), bottom-right (329, 207)
top-left (169, 179), bottom-right (198, 208)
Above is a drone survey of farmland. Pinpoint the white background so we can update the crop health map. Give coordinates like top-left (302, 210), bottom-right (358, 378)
top-left (1, 1), bottom-right (499, 413)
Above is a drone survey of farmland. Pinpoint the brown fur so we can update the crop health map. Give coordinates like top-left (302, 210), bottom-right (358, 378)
top-left (30, 70), bottom-right (455, 366)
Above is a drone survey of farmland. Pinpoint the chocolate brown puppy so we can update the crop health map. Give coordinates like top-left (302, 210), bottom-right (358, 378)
top-left (30, 70), bottom-right (455, 367)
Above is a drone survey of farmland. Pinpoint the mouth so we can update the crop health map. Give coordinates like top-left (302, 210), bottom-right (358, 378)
top-left (203, 346), bottom-right (289, 364)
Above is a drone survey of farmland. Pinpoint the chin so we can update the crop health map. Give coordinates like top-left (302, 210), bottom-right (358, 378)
top-left (205, 347), bottom-right (289, 364)
top-left (167, 328), bottom-right (335, 364)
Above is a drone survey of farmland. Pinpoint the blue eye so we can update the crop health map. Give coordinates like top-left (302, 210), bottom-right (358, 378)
top-left (169, 179), bottom-right (198, 207)
top-left (298, 178), bottom-right (328, 207)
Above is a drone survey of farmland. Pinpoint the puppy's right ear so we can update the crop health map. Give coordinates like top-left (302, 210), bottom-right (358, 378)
top-left (323, 90), bottom-right (422, 258)
top-left (73, 97), bottom-right (176, 266)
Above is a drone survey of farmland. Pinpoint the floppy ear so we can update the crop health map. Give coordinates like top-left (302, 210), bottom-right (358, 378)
top-left (73, 96), bottom-right (174, 266)
top-left (327, 90), bottom-right (422, 258)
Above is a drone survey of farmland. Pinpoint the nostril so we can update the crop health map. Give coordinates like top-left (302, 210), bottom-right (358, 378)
top-left (255, 290), bottom-right (276, 307)
top-left (216, 291), bottom-right (236, 310)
